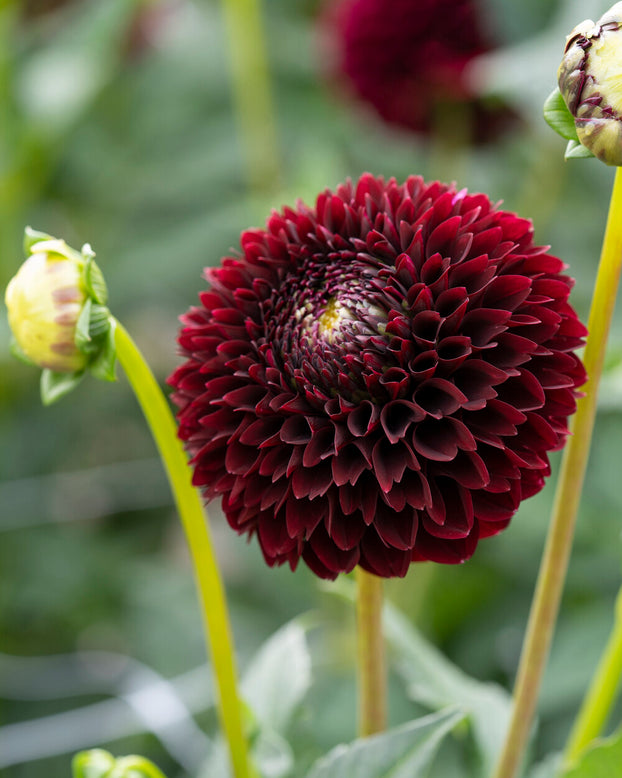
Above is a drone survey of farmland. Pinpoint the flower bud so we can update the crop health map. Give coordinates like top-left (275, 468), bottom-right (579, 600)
top-left (5, 228), bottom-right (116, 403)
top-left (558, 2), bottom-right (622, 165)
top-left (5, 240), bottom-right (89, 372)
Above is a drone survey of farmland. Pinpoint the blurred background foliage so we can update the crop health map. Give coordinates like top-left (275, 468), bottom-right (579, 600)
top-left (2, 0), bottom-right (622, 775)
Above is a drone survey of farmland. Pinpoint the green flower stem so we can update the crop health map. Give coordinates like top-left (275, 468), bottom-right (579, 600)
top-left (493, 166), bottom-right (622, 778)
top-left (113, 320), bottom-right (251, 778)
top-left (220, 0), bottom-right (280, 194)
top-left (355, 566), bottom-right (387, 737)
top-left (565, 586), bottom-right (622, 764)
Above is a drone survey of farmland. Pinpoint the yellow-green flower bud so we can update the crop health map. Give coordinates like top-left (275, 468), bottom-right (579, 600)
top-left (558, 2), bottom-right (622, 165)
top-left (5, 228), bottom-right (116, 404)
top-left (5, 242), bottom-right (89, 372)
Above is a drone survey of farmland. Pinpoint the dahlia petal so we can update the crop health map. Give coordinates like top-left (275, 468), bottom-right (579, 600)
top-left (414, 378), bottom-right (468, 419)
top-left (412, 524), bottom-right (479, 564)
top-left (286, 494), bottom-right (324, 538)
top-left (380, 400), bottom-right (424, 443)
top-left (308, 524), bottom-right (360, 575)
top-left (292, 460), bottom-right (334, 499)
top-left (482, 275), bottom-right (532, 311)
top-left (326, 510), bottom-right (367, 551)
top-left (225, 440), bottom-right (260, 475)
top-left (360, 530), bottom-right (411, 577)
top-left (239, 416), bottom-right (283, 446)
top-left (258, 446), bottom-right (290, 481)
top-left (499, 368), bottom-right (546, 411)
top-left (347, 400), bottom-right (380, 436)
top-left (258, 511), bottom-right (298, 556)
top-left (375, 503), bottom-right (418, 550)
top-left (434, 450), bottom-right (490, 490)
top-left (332, 444), bottom-right (369, 486)
top-left (277, 420), bottom-right (313, 456)
top-left (303, 425), bottom-right (337, 467)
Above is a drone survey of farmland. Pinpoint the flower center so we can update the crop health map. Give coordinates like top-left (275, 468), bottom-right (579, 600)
top-left (264, 255), bottom-right (395, 401)
top-left (317, 296), bottom-right (355, 343)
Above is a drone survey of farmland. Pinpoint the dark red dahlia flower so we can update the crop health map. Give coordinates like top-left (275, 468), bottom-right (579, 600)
top-left (169, 174), bottom-right (586, 580)
top-left (326, 0), bottom-right (513, 140)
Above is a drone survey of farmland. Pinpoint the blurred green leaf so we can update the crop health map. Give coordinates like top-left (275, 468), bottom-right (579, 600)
top-left (40, 368), bottom-right (85, 405)
top-left (544, 88), bottom-right (579, 141)
top-left (305, 707), bottom-right (465, 778)
top-left (242, 617), bottom-right (312, 734)
top-left (560, 730), bottom-right (622, 777)
top-left (88, 319), bottom-right (117, 382)
top-left (565, 140), bottom-right (595, 160)
top-left (199, 617), bottom-right (313, 778)
top-left (385, 604), bottom-right (511, 777)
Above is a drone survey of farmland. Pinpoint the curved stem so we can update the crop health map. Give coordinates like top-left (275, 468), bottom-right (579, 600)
top-left (564, 586), bottom-right (622, 765)
top-left (220, 0), bottom-right (280, 194)
top-left (492, 167), bottom-right (622, 778)
top-left (113, 320), bottom-right (251, 778)
top-left (356, 566), bottom-right (387, 736)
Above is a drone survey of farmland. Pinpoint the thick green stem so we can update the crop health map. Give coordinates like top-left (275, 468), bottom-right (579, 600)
top-left (220, 0), bottom-right (280, 194)
top-left (355, 566), bottom-right (387, 737)
top-left (113, 320), bottom-right (251, 778)
top-left (492, 167), bottom-right (622, 778)
top-left (564, 587), bottom-right (622, 764)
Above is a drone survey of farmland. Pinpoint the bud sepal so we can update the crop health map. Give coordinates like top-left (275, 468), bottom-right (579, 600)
top-left (5, 228), bottom-right (118, 404)
top-left (543, 87), bottom-right (595, 160)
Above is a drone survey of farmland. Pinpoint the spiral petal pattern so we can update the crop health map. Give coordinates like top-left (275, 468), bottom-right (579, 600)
top-left (169, 174), bottom-right (586, 579)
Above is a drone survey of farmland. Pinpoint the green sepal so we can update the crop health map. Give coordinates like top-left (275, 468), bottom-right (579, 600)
top-left (72, 749), bottom-right (168, 778)
top-left (565, 139), bottom-right (595, 160)
top-left (40, 369), bottom-right (85, 405)
top-left (88, 318), bottom-right (117, 382)
top-left (23, 226), bottom-right (54, 255)
top-left (83, 252), bottom-right (108, 305)
top-left (75, 300), bottom-right (111, 355)
top-left (9, 337), bottom-right (35, 366)
top-left (544, 87), bottom-right (580, 141)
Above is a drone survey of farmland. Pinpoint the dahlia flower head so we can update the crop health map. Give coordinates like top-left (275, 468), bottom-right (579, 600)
top-left (169, 174), bottom-right (586, 580)
top-left (328, 0), bottom-right (510, 140)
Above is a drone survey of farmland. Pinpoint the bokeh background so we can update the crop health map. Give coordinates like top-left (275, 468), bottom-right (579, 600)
top-left (2, 0), bottom-right (622, 775)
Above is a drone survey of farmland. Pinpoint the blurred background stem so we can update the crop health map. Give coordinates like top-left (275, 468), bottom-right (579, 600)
top-left (219, 0), bottom-right (280, 195)
top-left (493, 167), bottom-right (622, 778)
top-left (564, 585), bottom-right (622, 765)
top-left (113, 320), bottom-right (252, 778)
top-left (355, 566), bottom-right (386, 736)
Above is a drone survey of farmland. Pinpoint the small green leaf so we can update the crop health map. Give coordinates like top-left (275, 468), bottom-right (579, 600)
top-left (72, 748), bottom-right (116, 778)
top-left (83, 255), bottom-right (108, 305)
top-left (40, 369), bottom-right (85, 405)
top-left (89, 304), bottom-right (112, 340)
top-left (88, 319), bottom-right (117, 382)
top-left (306, 707), bottom-right (465, 778)
top-left (9, 337), bottom-right (35, 366)
top-left (23, 226), bottom-right (54, 255)
top-left (565, 139), bottom-right (595, 160)
top-left (560, 729), bottom-right (622, 777)
top-left (75, 298), bottom-right (94, 352)
top-left (544, 87), bottom-right (580, 141)
top-left (75, 301), bottom-right (112, 355)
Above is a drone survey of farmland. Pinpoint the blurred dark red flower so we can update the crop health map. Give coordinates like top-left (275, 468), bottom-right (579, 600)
top-left (327, 0), bottom-right (512, 140)
top-left (169, 174), bottom-right (586, 579)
